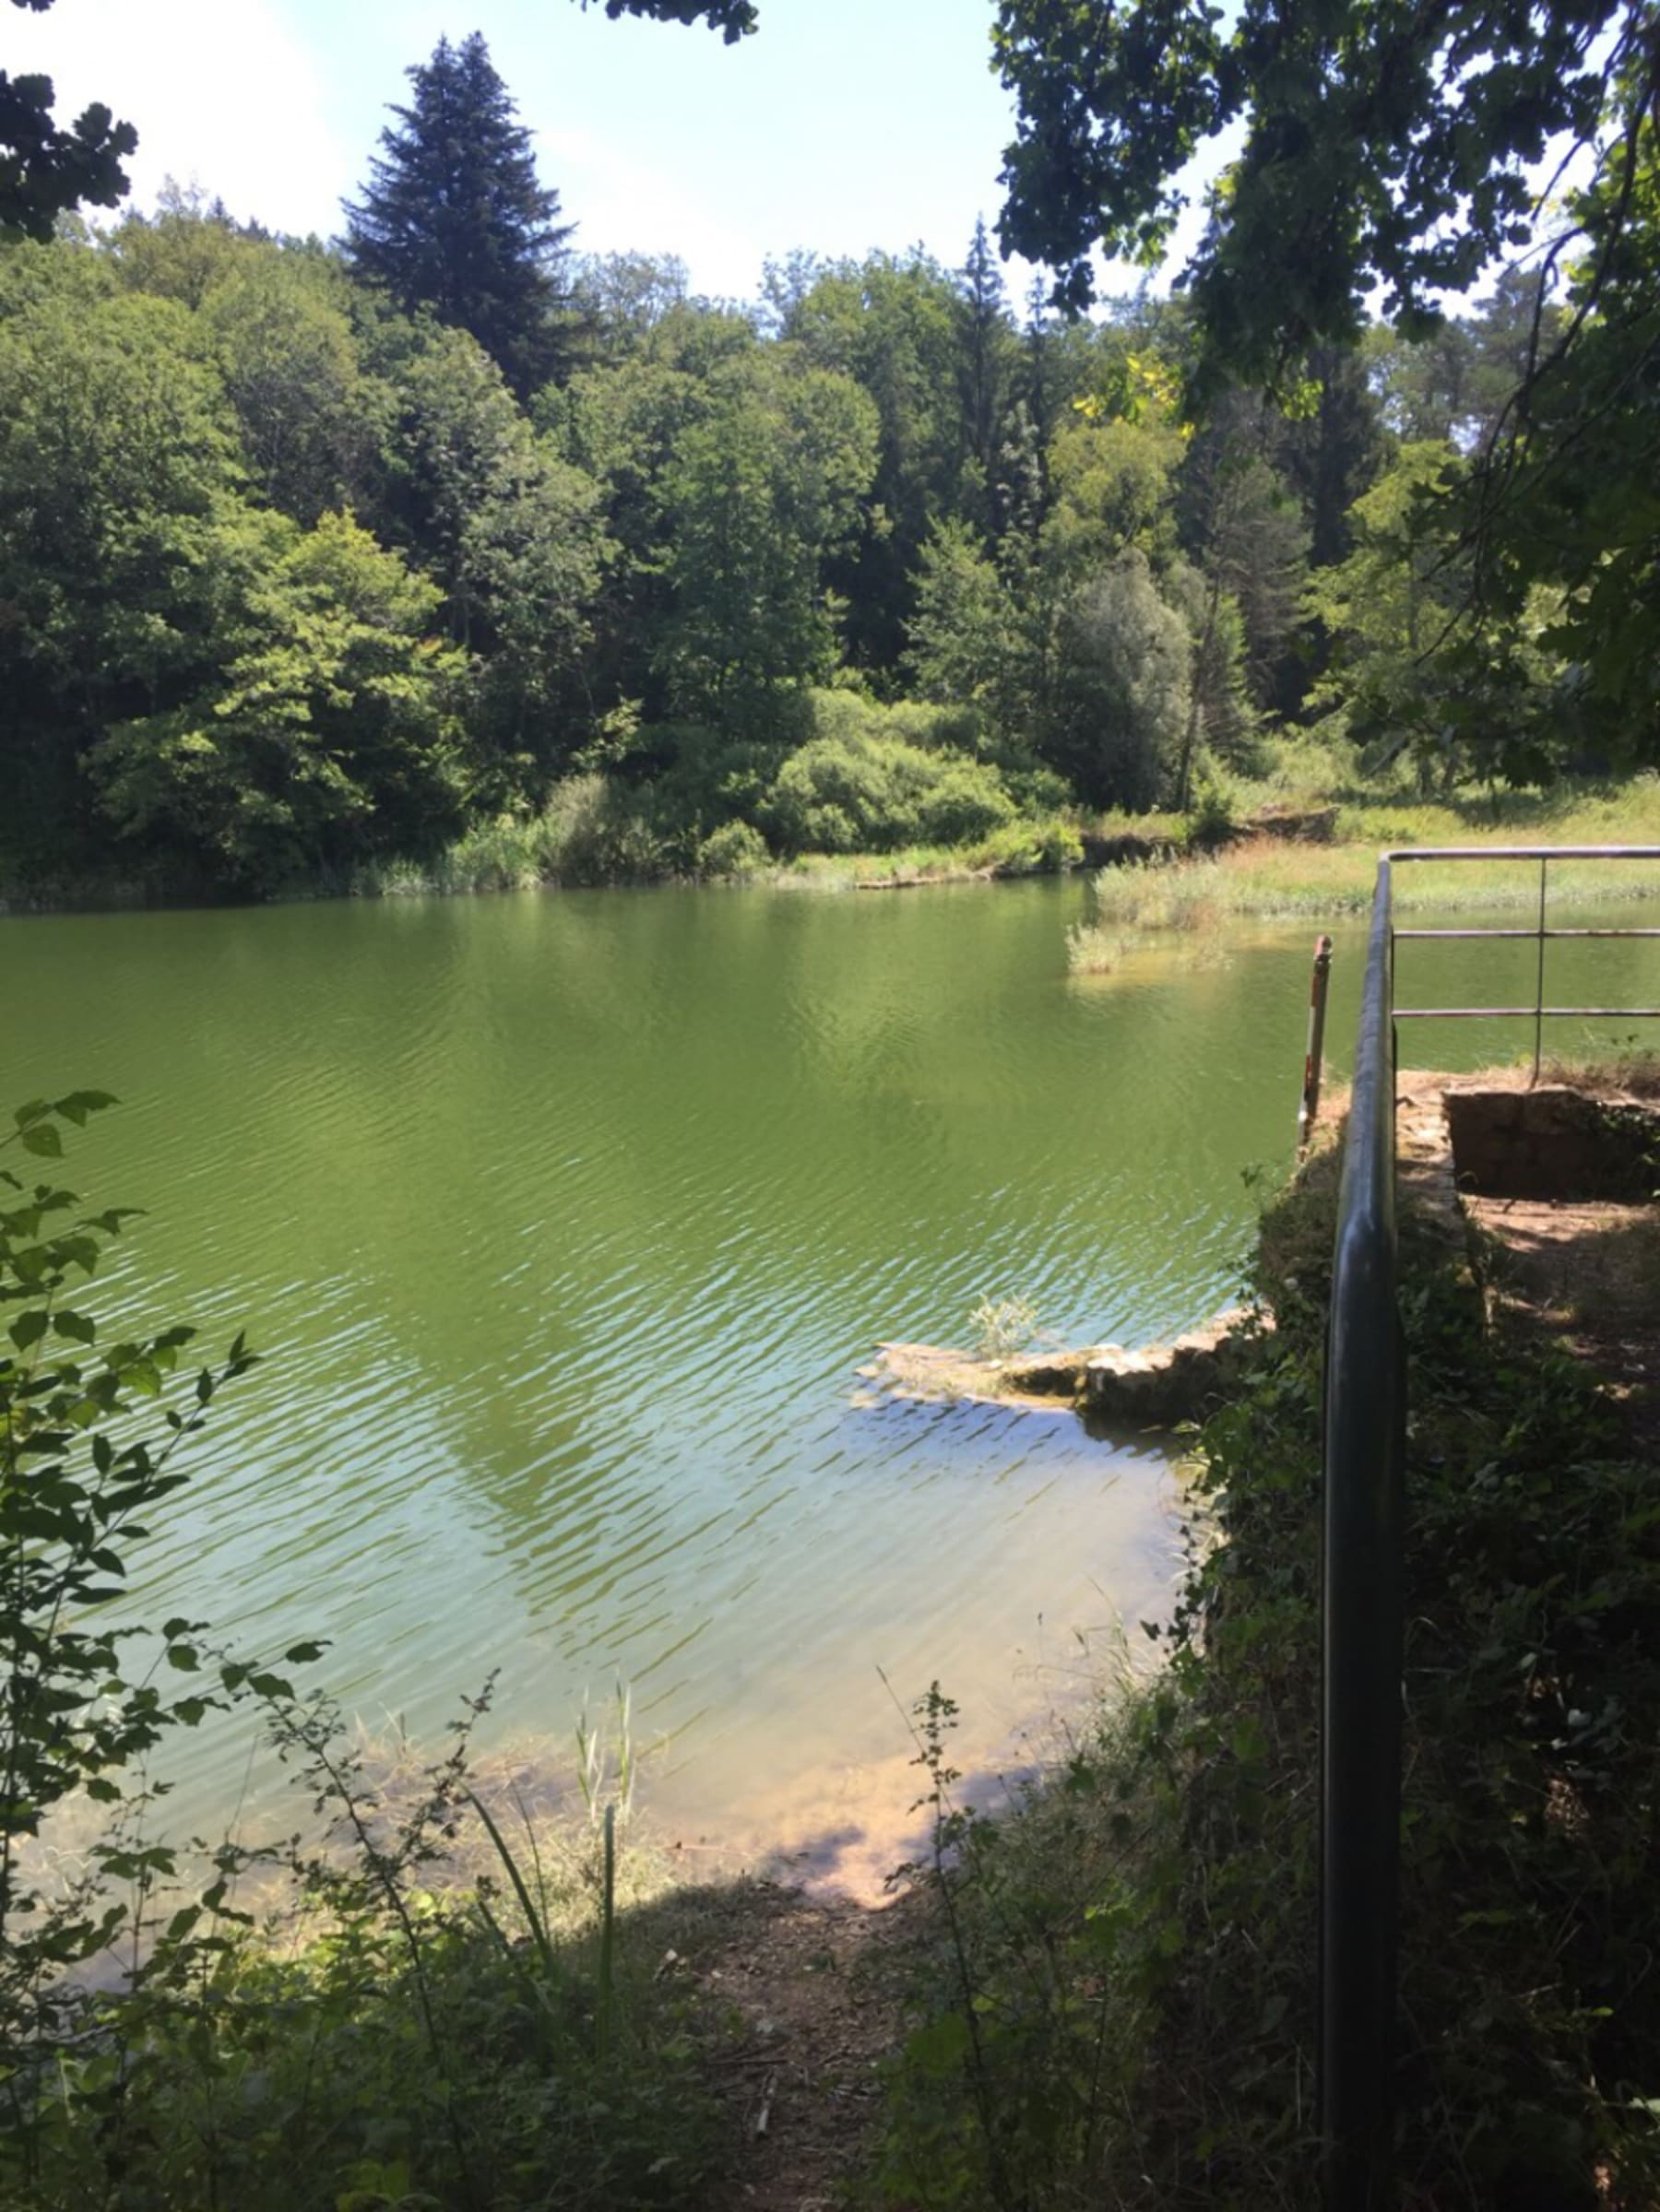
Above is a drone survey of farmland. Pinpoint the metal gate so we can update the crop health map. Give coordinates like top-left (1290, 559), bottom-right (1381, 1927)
top-left (1320, 846), bottom-right (1660, 2209)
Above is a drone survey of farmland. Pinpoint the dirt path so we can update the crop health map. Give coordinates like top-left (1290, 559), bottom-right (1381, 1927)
top-left (1466, 1191), bottom-right (1660, 1447)
top-left (670, 1876), bottom-right (912, 2211)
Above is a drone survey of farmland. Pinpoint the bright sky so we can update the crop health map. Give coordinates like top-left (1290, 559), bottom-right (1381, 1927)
top-left (9, 0), bottom-right (1215, 305)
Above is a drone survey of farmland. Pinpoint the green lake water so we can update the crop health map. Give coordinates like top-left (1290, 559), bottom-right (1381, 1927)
top-left (6, 869), bottom-right (1657, 1875)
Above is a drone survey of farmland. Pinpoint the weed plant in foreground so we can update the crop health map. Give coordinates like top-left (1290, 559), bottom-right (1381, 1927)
top-left (875, 1126), bottom-right (1660, 2209)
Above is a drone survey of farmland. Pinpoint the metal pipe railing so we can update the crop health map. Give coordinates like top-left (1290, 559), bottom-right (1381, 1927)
top-left (1320, 863), bottom-right (1405, 2211)
top-left (1389, 845), bottom-right (1660, 1080)
top-left (1319, 844), bottom-right (1660, 2206)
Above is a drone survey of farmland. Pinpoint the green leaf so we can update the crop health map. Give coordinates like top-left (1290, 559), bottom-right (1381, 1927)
top-left (9, 1309), bottom-right (50, 1350)
top-left (905, 2009), bottom-right (972, 2077)
top-left (53, 1092), bottom-right (117, 1127)
top-left (18, 1124), bottom-right (63, 1159)
top-left (53, 1311), bottom-right (96, 1345)
top-left (87, 1209), bottom-right (142, 1235)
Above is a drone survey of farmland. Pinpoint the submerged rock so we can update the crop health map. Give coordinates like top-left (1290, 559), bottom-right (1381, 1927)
top-left (865, 1307), bottom-right (1259, 1430)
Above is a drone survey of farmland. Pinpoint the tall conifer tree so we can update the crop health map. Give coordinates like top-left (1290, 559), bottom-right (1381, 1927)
top-left (344, 32), bottom-right (575, 396)
top-left (955, 218), bottom-right (1012, 535)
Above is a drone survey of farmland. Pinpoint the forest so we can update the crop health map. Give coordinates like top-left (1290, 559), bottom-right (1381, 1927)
top-left (4, 22), bottom-right (1654, 903)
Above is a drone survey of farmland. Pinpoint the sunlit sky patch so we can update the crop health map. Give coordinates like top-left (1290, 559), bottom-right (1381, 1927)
top-left (8, 0), bottom-right (1222, 307)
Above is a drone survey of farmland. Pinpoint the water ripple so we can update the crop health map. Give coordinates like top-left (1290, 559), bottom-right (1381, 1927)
top-left (13, 879), bottom-right (1545, 1839)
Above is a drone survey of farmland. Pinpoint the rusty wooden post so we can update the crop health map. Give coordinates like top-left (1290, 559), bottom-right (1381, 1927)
top-left (1298, 934), bottom-right (1334, 1152)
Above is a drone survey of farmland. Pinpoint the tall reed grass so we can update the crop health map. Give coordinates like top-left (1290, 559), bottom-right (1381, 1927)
top-left (1070, 780), bottom-right (1660, 971)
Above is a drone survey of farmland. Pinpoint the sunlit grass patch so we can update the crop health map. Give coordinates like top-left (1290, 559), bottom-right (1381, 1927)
top-left (1083, 778), bottom-right (1660, 937)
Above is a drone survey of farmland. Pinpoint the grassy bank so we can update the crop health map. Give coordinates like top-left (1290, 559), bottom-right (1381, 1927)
top-left (1070, 776), bottom-right (1660, 971)
top-left (352, 796), bottom-right (1084, 899)
top-left (873, 1096), bottom-right (1660, 2208)
top-left (9, 753), bottom-right (1656, 921)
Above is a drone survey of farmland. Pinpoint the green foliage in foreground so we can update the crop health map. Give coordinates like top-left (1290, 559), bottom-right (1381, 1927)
top-left (0, 1103), bottom-right (719, 2209)
top-left (10, 1708), bottom-right (717, 2212)
top-left (876, 1141), bottom-right (1660, 2207)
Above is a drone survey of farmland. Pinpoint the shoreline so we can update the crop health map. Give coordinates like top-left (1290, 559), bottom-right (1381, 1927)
top-left (0, 843), bottom-right (1082, 920)
top-left (9, 774), bottom-right (1658, 922)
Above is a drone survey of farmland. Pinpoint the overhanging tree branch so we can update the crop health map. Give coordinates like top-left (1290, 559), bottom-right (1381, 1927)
top-left (1, 0), bottom-right (136, 241)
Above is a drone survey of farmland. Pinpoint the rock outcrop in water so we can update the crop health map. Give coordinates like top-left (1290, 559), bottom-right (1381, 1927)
top-left (865, 1307), bottom-right (1260, 1430)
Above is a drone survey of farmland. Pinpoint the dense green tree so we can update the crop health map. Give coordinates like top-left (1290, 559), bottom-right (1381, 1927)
top-left (0, 233), bottom-right (484, 890)
top-left (202, 251), bottom-right (386, 525)
top-left (906, 516), bottom-right (1026, 742)
top-left (1166, 555), bottom-right (1256, 780)
top-left (758, 248), bottom-right (824, 339)
top-left (385, 325), bottom-right (609, 789)
top-left (543, 303), bottom-right (757, 714)
top-left (572, 249), bottom-right (692, 360)
top-left (1302, 441), bottom-right (1567, 787)
top-left (653, 353), bottom-right (878, 725)
top-left (103, 183), bottom-right (258, 308)
top-left (91, 509), bottom-right (468, 891)
top-left (1009, 279), bottom-right (1106, 516)
top-left (1273, 344), bottom-right (1386, 571)
top-left (1046, 552), bottom-right (1191, 809)
top-left (1, 0), bottom-right (135, 240)
top-left (1177, 407), bottom-right (1310, 709)
top-left (1451, 113), bottom-right (1660, 759)
top-left (783, 252), bottom-right (968, 676)
top-left (1044, 408), bottom-right (1185, 578)
top-left (0, 255), bottom-right (240, 858)
top-left (345, 32), bottom-right (577, 396)
top-left (955, 218), bottom-right (1016, 532)
top-left (1366, 273), bottom-right (1562, 454)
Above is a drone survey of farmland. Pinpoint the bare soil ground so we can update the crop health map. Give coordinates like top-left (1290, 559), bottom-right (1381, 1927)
top-left (658, 1874), bottom-right (917, 2212)
top-left (1467, 1192), bottom-right (1660, 1448)
top-left (1425, 1062), bottom-right (1660, 1449)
